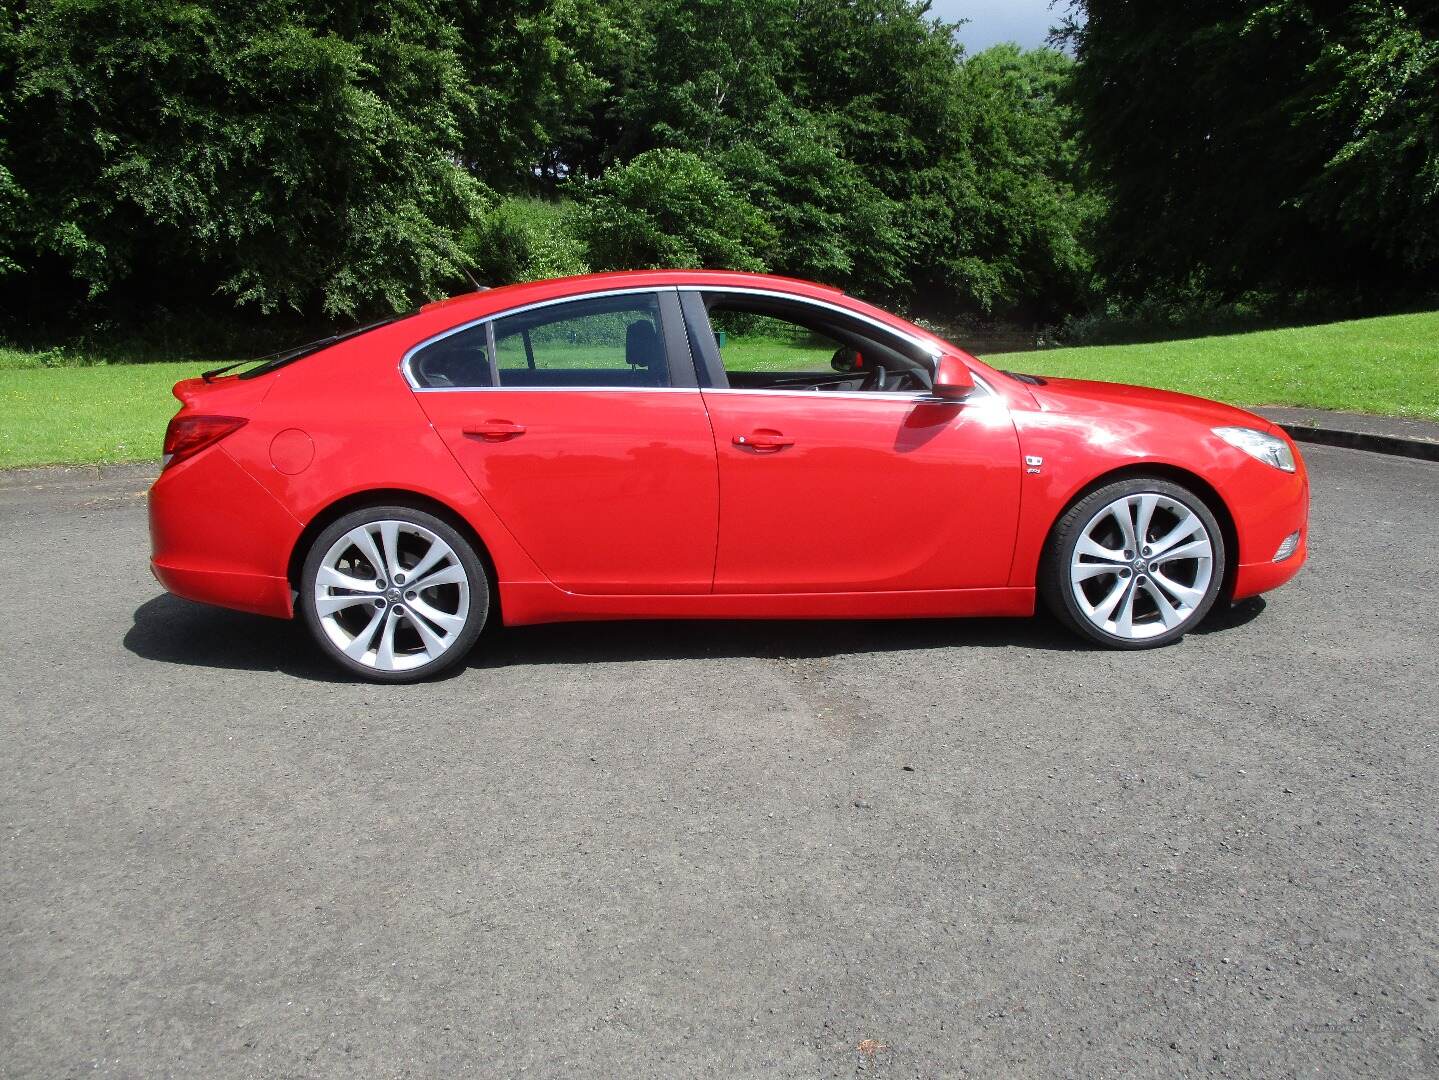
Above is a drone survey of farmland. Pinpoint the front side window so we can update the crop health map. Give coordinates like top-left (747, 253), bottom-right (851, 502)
top-left (704, 297), bottom-right (932, 394)
top-left (712, 312), bottom-right (844, 384)
top-left (494, 293), bottom-right (670, 388)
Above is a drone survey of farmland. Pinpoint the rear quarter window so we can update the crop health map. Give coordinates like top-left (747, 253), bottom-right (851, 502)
top-left (410, 325), bottom-right (493, 389)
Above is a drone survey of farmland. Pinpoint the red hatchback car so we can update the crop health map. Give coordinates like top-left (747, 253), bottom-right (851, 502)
top-left (149, 270), bottom-right (1308, 681)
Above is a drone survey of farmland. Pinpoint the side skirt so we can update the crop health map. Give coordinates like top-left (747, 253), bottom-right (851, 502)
top-left (497, 583), bottom-right (1036, 626)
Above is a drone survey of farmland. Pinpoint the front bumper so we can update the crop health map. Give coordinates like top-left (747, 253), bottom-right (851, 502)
top-left (1232, 529), bottom-right (1307, 599)
top-left (1228, 446), bottom-right (1310, 600)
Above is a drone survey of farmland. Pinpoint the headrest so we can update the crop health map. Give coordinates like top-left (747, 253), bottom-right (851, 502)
top-left (626, 320), bottom-right (662, 369)
top-left (831, 347), bottom-right (864, 373)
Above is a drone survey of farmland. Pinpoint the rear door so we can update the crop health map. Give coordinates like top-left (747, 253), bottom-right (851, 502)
top-left (411, 289), bottom-right (719, 595)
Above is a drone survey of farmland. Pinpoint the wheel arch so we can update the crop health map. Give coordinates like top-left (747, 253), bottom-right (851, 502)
top-left (286, 488), bottom-right (504, 624)
top-left (1041, 463), bottom-right (1240, 601)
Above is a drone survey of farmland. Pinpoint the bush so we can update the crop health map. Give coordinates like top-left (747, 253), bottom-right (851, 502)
top-left (578, 149), bottom-right (775, 272)
top-left (1054, 287), bottom-right (1395, 348)
top-left (464, 198), bottom-right (591, 286)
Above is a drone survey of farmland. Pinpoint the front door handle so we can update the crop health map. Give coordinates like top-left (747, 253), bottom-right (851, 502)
top-left (464, 420), bottom-right (527, 441)
top-left (733, 430), bottom-right (795, 452)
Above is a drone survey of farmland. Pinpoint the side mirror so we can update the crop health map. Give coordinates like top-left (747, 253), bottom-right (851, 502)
top-left (931, 353), bottom-right (976, 400)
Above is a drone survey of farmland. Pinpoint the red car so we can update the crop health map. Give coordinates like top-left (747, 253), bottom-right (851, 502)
top-left (149, 270), bottom-right (1308, 682)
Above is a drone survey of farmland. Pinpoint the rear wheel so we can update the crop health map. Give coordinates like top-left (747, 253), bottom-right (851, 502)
top-left (299, 505), bottom-right (489, 682)
top-left (1040, 477), bottom-right (1226, 649)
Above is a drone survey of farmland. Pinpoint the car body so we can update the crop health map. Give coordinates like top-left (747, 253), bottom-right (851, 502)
top-left (148, 270), bottom-right (1308, 679)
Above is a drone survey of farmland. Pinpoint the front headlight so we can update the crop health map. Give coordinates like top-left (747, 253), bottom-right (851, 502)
top-left (1213, 426), bottom-right (1296, 472)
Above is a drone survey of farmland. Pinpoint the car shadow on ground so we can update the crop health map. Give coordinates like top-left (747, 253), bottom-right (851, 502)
top-left (125, 591), bottom-right (1267, 681)
top-left (124, 594), bottom-right (351, 681)
top-left (1194, 594), bottom-right (1267, 634)
top-left (473, 595), bottom-right (1266, 669)
top-left (472, 614), bottom-right (1086, 670)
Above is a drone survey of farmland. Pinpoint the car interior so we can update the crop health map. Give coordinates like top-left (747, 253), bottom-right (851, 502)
top-left (700, 295), bottom-right (935, 394)
top-left (411, 295), bottom-right (671, 388)
top-left (410, 328), bottom-right (492, 388)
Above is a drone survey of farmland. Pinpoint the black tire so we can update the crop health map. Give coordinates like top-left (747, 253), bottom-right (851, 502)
top-left (1039, 477), bottom-right (1227, 650)
top-left (299, 505), bottom-right (489, 682)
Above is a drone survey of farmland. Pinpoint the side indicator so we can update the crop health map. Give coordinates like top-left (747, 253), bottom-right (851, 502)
top-left (1024, 455), bottom-right (1044, 475)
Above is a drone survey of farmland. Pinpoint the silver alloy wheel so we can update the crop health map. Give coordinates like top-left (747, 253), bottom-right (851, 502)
top-left (1069, 492), bottom-right (1214, 641)
top-left (313, 520), bottom-right (471, 672)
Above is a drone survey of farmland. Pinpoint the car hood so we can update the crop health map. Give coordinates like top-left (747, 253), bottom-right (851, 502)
top-left (1022, 375), bottom-right (1278, 433)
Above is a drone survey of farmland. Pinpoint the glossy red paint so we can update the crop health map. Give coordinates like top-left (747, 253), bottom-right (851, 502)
top-left (147, 270), bottom-right (1307, 638)
top-left (148, 445), bottom-right (299, 616)
top-left (932, 353), bottom-right (976, 399)
top-left (417, 389), bottom-right (718, 593)
top-left (1004, 376), bottom-right (1309, 600)
top-left (701, 391), bottom-right (1021, 592)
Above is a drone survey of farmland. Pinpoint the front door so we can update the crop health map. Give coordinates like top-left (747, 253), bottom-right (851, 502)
top-left (689, 295), bottom-right (1022, 593)
top-left (412, 289), bottom-right (718, 595)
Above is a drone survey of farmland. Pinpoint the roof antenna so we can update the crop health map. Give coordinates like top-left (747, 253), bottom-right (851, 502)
top-left (460, 264), bottom-right (490, 293)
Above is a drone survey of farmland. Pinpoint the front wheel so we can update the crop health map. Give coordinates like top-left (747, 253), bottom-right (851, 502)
top-left (299, 505), bottom-right (489, 682)
top-left (1040, 478), bottom-right (1226, 649)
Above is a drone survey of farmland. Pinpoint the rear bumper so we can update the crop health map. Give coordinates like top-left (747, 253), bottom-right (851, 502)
top-left (148, 447), bottom-right (301, 619)
top-left (150, 559), bottom-right (293, 618)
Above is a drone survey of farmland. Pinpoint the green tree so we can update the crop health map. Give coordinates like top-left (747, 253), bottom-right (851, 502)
top-left (1063, 1), bottom-right (1439, 302)
top-left (0, 0), bottom-right (1102, 334)
top-left (564, 0), bottom-right (1094, 316)
top-left (451, 0), bottom-right (623, 188)
top-left (1299, 2), bottom-right (1439, 271)
top-left (935, 45), bottom-right (1099, 317)
top-left (3, 0), bottom-right (488, 317)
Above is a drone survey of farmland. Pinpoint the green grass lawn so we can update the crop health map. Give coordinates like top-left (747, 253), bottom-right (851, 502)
top-left (1, 309), bottom-right (1435, 468)
top-left (0, 361), bottom-right (210, 469)
top-left (991, 310), bottom-right (1439, 421)
top-left (722, 337), bottom-right (836, 372)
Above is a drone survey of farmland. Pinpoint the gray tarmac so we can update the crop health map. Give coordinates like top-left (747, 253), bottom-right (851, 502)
top-left (2, 443), bottom-right (1436, 1077)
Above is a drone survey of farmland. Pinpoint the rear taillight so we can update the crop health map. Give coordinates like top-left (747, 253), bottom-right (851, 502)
top-left (162, 415), bottom-right (247, 469)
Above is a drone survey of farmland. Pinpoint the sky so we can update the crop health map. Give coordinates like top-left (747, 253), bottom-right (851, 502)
top-left (927, 0), bottom-right (1070, 53)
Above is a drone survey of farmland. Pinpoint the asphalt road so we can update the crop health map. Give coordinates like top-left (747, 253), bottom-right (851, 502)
top-left (2, 444), bottom-right (1436, 1078)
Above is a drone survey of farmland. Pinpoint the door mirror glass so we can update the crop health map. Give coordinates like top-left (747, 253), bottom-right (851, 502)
top-left (932, 354), bottom-right (975, 399)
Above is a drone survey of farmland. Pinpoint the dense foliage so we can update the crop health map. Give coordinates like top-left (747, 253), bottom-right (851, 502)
top-left (1, 0), bottom-right (1434, 342)
top-left (0, 0), bottom-right (489, 319)
top-left (1063, 0), bottom-right (1439, 306)
top-left (0, 0), bottom-right (1093, 334)
top-left (489, 0), bottom-right (1097, 318)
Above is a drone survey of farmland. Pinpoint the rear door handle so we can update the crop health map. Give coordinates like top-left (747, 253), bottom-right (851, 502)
top-left (732, 430), bottom-right (795, 452)
top-left (464, 420), bottom-right (527, 441)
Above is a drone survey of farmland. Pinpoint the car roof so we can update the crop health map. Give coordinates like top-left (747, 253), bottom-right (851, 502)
top-left (416, 269), bottom-right (847, 321)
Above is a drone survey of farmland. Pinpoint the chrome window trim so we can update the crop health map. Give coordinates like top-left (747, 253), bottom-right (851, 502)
top-left (676, 285), bottom-right (943, 360)
top-left (410, 385), bottom-right (701, 394)
top-left (406, 379), bottom-right (997, 400)
top-left (399, 286), bottom-right (677, 391)
top-left (399, 282), bottom-right (979, 394)
top-left (702, 375), bottom-right (999, 405)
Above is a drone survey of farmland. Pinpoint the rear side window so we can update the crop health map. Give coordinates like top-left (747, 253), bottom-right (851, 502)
top-left (493, 293), bottom-right (670, 388)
